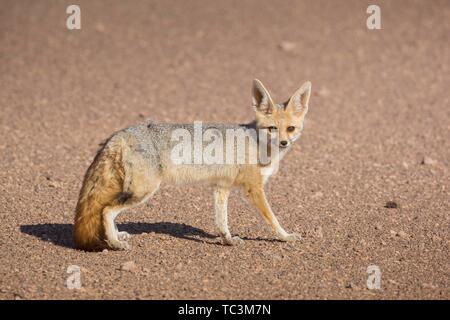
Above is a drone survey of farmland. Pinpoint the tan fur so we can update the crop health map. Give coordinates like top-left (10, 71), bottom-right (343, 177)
top-left (74, 80), bottom-right (312, 250)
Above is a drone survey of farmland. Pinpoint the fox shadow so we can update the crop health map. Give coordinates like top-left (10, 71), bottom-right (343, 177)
top-left (20, 221), bottom-right (218, 249)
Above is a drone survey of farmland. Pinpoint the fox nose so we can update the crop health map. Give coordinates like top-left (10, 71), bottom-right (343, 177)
top-left (280, 140), bottom-right (288, 147)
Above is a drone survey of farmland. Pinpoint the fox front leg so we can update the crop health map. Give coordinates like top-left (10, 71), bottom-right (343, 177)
top-left (246, 186), bottom-right (302, 242)
top-left (214, 187), bottom-right (244, 245)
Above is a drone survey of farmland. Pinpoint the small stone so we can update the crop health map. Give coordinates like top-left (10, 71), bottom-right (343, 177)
top-left (314, 226), bottom-right (324, 238)
top-left (422, 283), bottom-right (438, 289)
top-left (421, 156), bottom-right (436, 165)
top-left (273, 254), bottom-right (283, 261)
top-left (94, 22), bottom-right (106, 33)
top-left (345, 282), bottom-right (354, 289)
top-left (278, 41), bottom-right (297, 52)
top-left (120, 261), bottom-right (138, 272)
top-left (311, 191), bottom-right (323, 199)
top-left (402, 161), bottom-right (409, 169)
top-left (385, 201), bottom-right (398, 209)
top-left (317, 87), bottom-right (330, 97)
top-left (375, 224), bottom-right (383, 230)
top-left (102, 249), bottom-right (108, 253)
top-left (48, 180), bottom-right (61, 188)
top-left (397, 231), bottom-right (409, 239)
top-left (432, 235), bottom-right (442, 242)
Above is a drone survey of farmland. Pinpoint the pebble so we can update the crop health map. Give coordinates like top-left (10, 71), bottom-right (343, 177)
top-left (278, 41), bottom-right (297, 52)
top-left (94, 22), bottom-right (106, 33)
top-left (317, 87), bottom-right (330, 97)
top-left (120, 261), bottom-right (138, 273)
top-left (48, 180), bottom-right (61, 188)
top-left (311, 191), bottom-right (323, 199)
top-left (385, 201), bottom-right (398, 209)
top-left (273, 254), bottom-right (283, 261)
top-left (390, 230), bottom-right (409, 239)
top-left (345, 282), bottom-right (354, 289)
top-left (314, 226), bottom-right (324, 238)
top-left (397, 231), bottom-right (409, 239)
top-left (421, 156), bottom-right (436, 165)
top-left (422, 283), bottom-right (438, 289)
top-left (432, 235), bottom-right (442, 242)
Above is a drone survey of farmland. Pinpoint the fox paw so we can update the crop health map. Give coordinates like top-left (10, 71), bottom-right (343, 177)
top-left (117, 231), bottom-right (131, 241)
top-left (279, 232), bottom-right (302, 242)
top-left (106, 239), bottom-right (131, 251)
top-left (223, 235), bottom-right (244, 246)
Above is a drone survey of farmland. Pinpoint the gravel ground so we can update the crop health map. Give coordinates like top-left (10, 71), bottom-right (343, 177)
top-left (0, 0), bottom-right (449, 299)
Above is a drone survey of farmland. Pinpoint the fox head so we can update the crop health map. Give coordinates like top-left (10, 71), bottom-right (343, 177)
top-left (252, 79), bottom-right (311, 149)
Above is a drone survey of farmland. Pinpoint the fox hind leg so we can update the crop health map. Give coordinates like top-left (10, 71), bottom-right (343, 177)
top-left (113, 218), bottom-right (130, 240)
top-left (103, 206), bottom-right (130, 250)
top-left (103, 177), bottom-right (161, 250)
top-left (117, 231), bottom-right (131, 241)
top-left (214, 186), bottom-right (244, 245)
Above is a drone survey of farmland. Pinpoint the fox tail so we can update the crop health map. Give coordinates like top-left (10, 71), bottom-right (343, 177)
top-left (74, 141), bottom-right (124, 251)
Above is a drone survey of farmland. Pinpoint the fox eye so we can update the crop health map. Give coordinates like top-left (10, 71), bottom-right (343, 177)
top-left (267, 126), bottom-right (278, 132)
top-left (287, 126), bottom-right (296, 132)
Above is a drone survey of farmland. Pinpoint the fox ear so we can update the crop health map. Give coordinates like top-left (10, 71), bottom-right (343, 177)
top-left (286, 81), bottom-right (312, 113)
top-left (252, 79), bottom-right (275, 114)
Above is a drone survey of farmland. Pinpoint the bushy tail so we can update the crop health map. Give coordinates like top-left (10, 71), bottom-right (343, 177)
top-left (74, 141), bottom-right (124, 251)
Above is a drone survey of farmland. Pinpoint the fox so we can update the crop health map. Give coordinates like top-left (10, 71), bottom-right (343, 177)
top-left (74, 79), bottom-right (312, 251)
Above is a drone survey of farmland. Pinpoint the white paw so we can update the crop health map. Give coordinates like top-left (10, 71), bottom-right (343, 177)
top-left (117, 231), bottom-right (131, 241)
top-left (223, 235), bottom-right (244, 246)
top-left (106, 239), bottom-right (131, 251)
top-left (279, 232), bottom-right (302, 242)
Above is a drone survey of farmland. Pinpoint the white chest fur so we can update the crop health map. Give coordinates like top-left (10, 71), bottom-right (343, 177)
top-left (260, 148), bottom-right (288, 183)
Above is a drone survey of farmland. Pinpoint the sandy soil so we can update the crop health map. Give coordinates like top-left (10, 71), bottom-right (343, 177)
top-left (0, 0), bottom-right (449, 299)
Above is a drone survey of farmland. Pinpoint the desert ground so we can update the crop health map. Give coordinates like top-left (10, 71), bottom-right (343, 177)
top-left (0, 0), bottom-right (449, 299)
